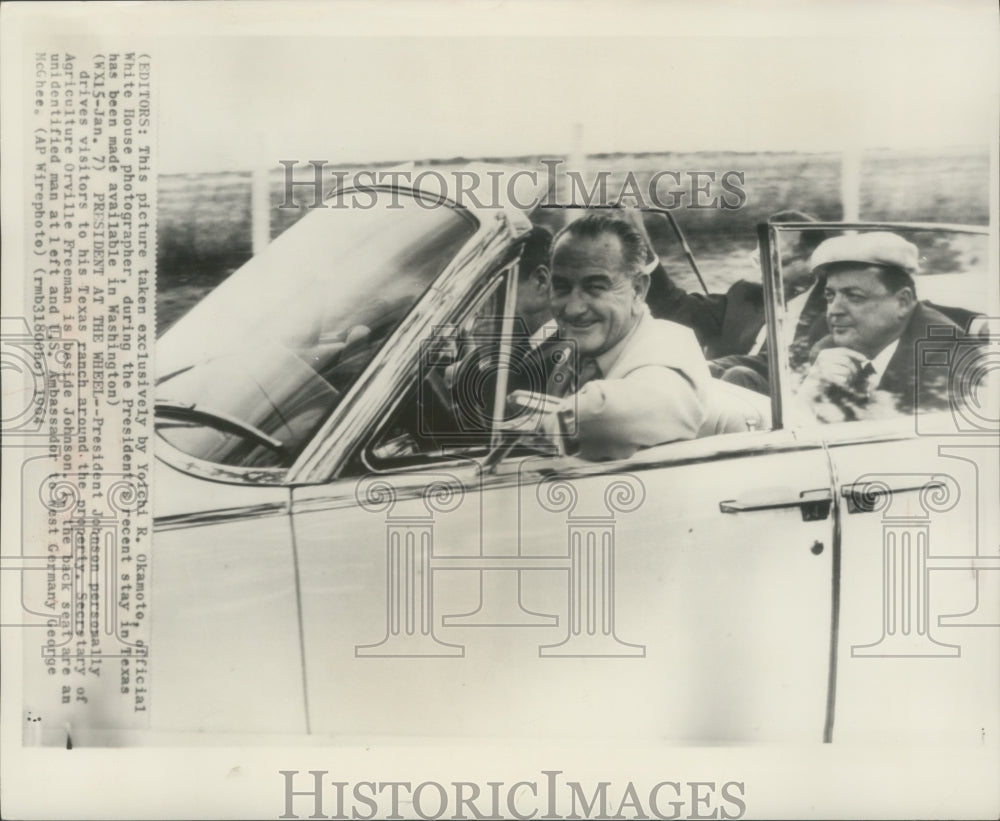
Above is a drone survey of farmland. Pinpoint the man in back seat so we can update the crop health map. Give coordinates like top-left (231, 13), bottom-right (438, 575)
top-left (710, 212), bottom-right (831, 393)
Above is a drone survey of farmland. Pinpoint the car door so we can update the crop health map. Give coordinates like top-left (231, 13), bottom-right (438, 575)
top-left (150, 187), bottom-right (483, 737)
top-left (762, 221), bottom-right (1000, 744)
top-left (290, 237), bottom-right (839, 742)
top-left (151, 460), bottom-right (305, 735)
top-left (822, 422), bottom-right (999, 744)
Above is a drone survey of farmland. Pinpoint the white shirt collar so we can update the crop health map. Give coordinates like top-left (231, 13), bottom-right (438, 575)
top-left (750, 286), bottom-right (815, 356)
top-left (867, 339), bottom-right (899, 386)
top-left (592, 305), bottom-right (649, 376)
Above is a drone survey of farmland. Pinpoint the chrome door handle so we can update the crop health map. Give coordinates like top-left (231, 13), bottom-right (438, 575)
top-left (840, 480), bottom-right (947, 514)
top-left (720, 488), bottom-right (832, 521)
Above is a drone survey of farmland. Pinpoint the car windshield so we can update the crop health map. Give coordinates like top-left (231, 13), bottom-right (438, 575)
top-left (155, 190), bottom-right (478, 469)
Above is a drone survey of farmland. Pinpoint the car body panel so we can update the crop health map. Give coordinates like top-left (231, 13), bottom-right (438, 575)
top-left (151, 458), bottom-right (303, 734)
top-left (824, 432), bottom-right (1000, 743)
top-left (758, 221), bottom-right (999, 743)
top-left (291, 431), bottom-right (835, 741)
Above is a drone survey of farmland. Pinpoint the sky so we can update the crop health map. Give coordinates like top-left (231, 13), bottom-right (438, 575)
top-left (155, 30), bottom-right (998, 174)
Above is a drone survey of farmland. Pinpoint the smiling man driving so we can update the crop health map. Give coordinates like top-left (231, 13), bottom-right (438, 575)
top-left (547, 214), bottom-right (711, 460)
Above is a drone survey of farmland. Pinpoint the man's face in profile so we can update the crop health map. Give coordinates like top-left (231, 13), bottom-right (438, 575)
top-left (778, 232), bottom-right (817, 299)
top-left (550, 232), bottom-right (647, 358)
top-left (515, 264), bottom-right (550, 321)
top-left (824, 266), bottom-right (912, 358)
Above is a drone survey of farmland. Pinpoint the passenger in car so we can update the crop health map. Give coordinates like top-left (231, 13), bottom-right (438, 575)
top-left (644, 258), bottom-right (728, 349)
top-left (644, 210), bottom-right (830, 359)
top-left (795, 231), bottom-right (967, 421)
top-left (446, 226), bottom-right (560, 427)
top-left (547, 215), bottom-right (711, 460)
top-left (619, 208), bottom-right (729, 352)
top-left (709, 211), bottom-right (831, 393)
top-left (511, 226), bottom-right (558, 343)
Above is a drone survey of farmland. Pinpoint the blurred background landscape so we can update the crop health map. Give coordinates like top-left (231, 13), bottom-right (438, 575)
top-left (156, 146), bottom-right (990, 332)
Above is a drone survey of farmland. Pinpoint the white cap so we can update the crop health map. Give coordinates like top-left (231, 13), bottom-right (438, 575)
top-left (810, 232), bottom-right (919, 276)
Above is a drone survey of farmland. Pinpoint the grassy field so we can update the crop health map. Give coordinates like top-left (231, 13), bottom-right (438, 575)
top-left (156, 147), bottom-right (990, 332)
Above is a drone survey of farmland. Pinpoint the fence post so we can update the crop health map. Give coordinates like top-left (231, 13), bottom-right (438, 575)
top-left (252, 166), bottom-right (270, 254)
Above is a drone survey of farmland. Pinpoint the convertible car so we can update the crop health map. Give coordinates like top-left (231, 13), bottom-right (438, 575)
top-left (148, 172), bottom-right (999, 744)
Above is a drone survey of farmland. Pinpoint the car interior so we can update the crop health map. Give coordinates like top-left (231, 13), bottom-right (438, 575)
top-left (367, 220), bottom-right (990, 471)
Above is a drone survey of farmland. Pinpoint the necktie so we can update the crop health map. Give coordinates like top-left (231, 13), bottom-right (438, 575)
top-left (575, 357), bottom-right (602, 392)
top-left (545, 348), bottom-right (601, 397)
top-left (858, 361), bottom-right (877, 396)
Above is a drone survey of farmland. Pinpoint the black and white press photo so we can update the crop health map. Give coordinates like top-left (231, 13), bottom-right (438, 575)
top-left (1, 1), bottom-right (998, 818)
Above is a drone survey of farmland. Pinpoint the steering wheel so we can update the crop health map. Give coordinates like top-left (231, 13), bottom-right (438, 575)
top-left (480, 396), bottom-right (569, 469)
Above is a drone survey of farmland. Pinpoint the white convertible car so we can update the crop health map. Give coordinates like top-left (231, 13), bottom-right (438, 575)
top-left (151, 175), bottom-right (999, 744)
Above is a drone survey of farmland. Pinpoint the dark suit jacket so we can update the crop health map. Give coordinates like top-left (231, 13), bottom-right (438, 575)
top-left (810, 301), bottom-right (966, 416)
top-left (712, 277), bottom-right (982, 396)
top-left (646, 263), bottom-right (728, 350)
top-left (708, 279), bottom-right (828, 386)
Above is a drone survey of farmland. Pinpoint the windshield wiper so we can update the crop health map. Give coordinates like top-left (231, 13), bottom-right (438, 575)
top-left (155, 399), bottom-right (286, 452)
